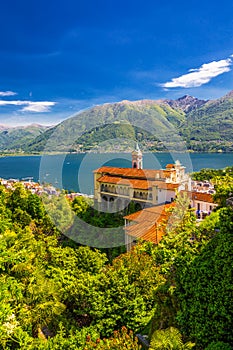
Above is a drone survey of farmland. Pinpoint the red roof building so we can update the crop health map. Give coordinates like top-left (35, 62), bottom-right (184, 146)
top-left (93, 147), bottom-right (191, 212)
top-left (124, 203), bottom-right (175, 250)
top-left (123, 191), bottom-right (218, 250)
top-left (190, 191), bottom-right (217, 220)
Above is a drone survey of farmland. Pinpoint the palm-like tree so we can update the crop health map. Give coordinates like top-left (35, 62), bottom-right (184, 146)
top-left (149, 327), bottom-right (195, 350)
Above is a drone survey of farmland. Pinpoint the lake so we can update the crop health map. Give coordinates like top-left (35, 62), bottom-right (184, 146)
top-left (1, 152), bottom-right (233, 194)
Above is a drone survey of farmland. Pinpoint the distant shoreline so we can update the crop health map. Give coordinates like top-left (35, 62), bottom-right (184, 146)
top-left (0, 150), bottom-right (230, 157)
top-left (1, 152), bottom-right (233, 193)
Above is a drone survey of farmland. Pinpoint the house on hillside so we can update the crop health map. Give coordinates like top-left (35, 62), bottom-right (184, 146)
top-left (124, 202), bottom-right (175, 251)
top-left (190, 191), bottom-right (217, 220)
top-left (124, 191), bottom-right (218, 250)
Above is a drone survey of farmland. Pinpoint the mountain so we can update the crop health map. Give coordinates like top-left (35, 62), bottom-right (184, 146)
top-left (0, 124), bottom-right (51, 153)
top-left (164, 95), bottom-right (208, 113)
top-left (180, 90), bottom-right (233, 151)
top-left (1, 91), bottom-right (233, 153)
top-left (25, 100), bottom-right (186, 153)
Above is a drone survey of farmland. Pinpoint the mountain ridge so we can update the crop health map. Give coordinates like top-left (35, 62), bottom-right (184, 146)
top-left (163, 95), bottom-right (208, 113)
top-left (1, 90), bottom-right (233, 153)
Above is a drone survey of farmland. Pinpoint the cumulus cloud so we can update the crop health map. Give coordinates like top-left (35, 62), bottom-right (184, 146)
top-left (162, 57), bottom-right (232, 88)
top-left (0, 91), bottom-right (17, 96)
top-left (0, 100), bottom-right (56, 112)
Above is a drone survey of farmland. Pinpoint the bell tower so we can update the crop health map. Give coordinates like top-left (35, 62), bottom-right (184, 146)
top-left (132, 142), bottom-right (143, 169)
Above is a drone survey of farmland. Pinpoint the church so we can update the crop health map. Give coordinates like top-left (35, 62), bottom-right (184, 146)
top-left (93, 144), bottom-right (191, 213)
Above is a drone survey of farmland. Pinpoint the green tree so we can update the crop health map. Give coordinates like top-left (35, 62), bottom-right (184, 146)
top-left (88, 248), bottom-right (165, 336)
top-left (26, 193), bottom-right (45, 221)
top-left (72, 196), bottom-right (92, 217)
top-left (42, 193), bottom-right (75, 233)
top-left (204, 341), bottom-right (232, 350)
top-left (6, 183), bottom-right (29, 212)
top-left (213, 174), bottom-right (233, 207)
top-left (149, 327), bottom-right (195, 350)
top-left (176, 207), bottom-right (233, 348)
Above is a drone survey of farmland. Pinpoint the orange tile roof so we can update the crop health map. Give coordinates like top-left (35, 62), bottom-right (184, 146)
top-left (129, 222), bottom-right (166, 244)
top-left (125, 215), bottom-right (168, 244)
top-left (129, 180), bottom-right (151, 190)
top-left (94, 166), bottom-right (175, 180)
top-left (124, 210), bottom-right (142, 221)
top-left (98, 176), bottom-right (131, 186)
top-left (97, 175), bottom-right (151, 190)
top-left (97, 175), bottom-right (179, 191)
top-left (191, 192), bottom-right (214, 203)
top-left (142, 225), bottom-right (165, 244)
top-left (124, 202), bottom-right (174, 221)
top-left (124, 203), bottom-right (175, 244)
top-left (126, 223), bottom-right (160, 244)
top-left (128, 210), bottom-right (164, 223)
top-left (154, 182), bottom-right (179, 190)
top-left (126, 221), bottom-right (154, 236)
top-left (166, 163), bottom-right (175, 169)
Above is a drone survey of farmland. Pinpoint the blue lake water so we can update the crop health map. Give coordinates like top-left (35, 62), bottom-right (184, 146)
top-left (1, 152), bottom-right (233, 194)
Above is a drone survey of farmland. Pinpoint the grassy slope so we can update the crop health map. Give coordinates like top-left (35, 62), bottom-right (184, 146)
top-left (180, 94), bottom-right (233, 151)
top-left (26, 101), bottom-right (186, 152)
top-left (0, 125), bottom-right (51, 152)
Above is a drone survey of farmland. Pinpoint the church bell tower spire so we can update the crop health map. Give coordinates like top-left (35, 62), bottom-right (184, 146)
top-left (132, 142), bottom-right (143, 169)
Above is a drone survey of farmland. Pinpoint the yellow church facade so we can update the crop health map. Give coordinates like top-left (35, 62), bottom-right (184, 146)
top-left (93, 145), bottom-right (191, 212)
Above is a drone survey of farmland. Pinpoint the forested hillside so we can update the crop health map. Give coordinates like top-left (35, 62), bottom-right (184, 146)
top-left (180, 90), bottom-right (233, 152)
top-left (0, 172), bottom-right (232, 349)
top-left (2, 91), bottom-right (233, 154)
top-left (0, 124), bottom-right (50, 153)
top-left (25, 100), bottom-right (186, 153)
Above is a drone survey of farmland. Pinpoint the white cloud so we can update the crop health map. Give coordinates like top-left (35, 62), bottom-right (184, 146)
top-left (21, 102), bottom-right (56, 112)
top-left (0, 100), bottom-right (56, 112)
top-left (162, 57), bottom-right (232, 88)
top-left (0, 91), bottom-right (17, 96)
top-left (0, 100), bottom-right (26, 106)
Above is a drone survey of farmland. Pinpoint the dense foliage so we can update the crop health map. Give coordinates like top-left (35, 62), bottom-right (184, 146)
top-left (192, 165), bottom-right (233, 181)
top-left (175, 207), bottom-right (233, 348)
top-left (0, 184), bottom-right (162, 348)
top-left (84, 327), bottom-right (142, 349)
top-left (0, 175), bottom-right (232, 349)
top-left (149, 327), bottom-right (195, 350)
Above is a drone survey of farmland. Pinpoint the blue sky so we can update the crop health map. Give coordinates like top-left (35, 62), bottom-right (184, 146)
top-left (0, 0), bottom-right (233, 126)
